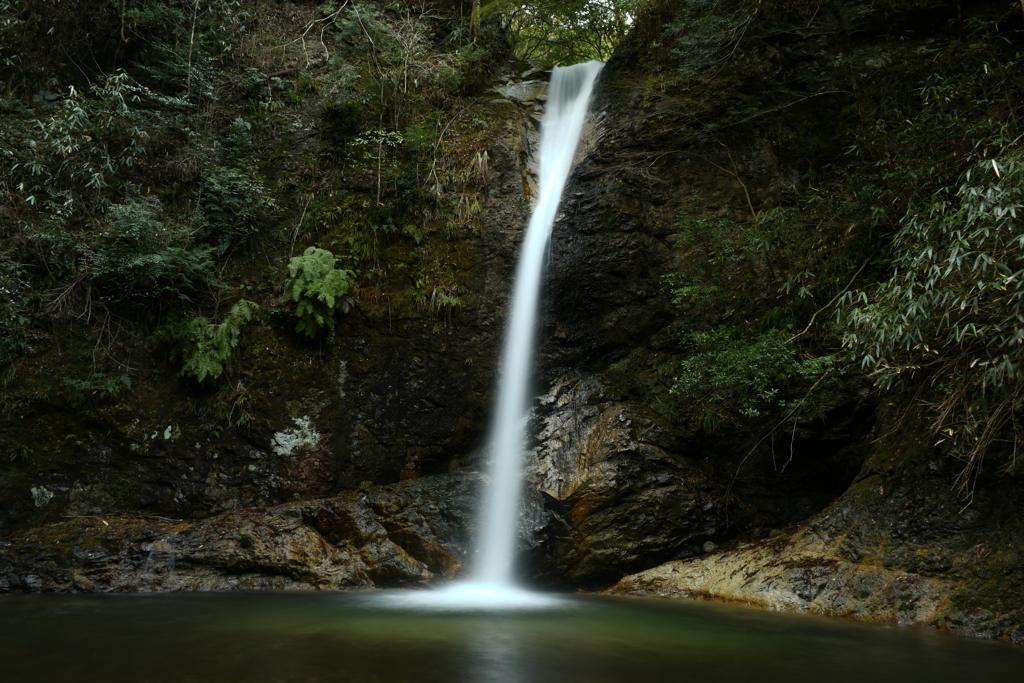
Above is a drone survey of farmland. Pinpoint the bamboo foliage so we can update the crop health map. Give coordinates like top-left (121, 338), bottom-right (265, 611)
top-left (841, 152), bottom-right (1024, 490)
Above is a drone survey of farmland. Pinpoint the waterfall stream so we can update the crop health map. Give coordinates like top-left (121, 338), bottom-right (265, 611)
top-left (475, 61), bottom-right (605, 587)
top-left (383, 61), bottom-right (603, 608)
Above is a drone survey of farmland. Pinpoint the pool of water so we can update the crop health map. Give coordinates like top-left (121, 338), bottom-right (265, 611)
top-left (1, 591), bottom-right (1021, 682)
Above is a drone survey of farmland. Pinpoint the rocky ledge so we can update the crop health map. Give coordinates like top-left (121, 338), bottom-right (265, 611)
top-left (610, 466), bottom-right (1024, 645)
top-left (0, 474), bottom-right (481, 593)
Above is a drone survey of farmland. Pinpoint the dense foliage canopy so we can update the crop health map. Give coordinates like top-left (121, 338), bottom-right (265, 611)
top-left (481, 0), bottom-right (640, 64)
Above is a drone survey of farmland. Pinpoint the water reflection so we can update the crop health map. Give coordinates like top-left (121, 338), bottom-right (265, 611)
top-left (461, 618), bottom-right (526, 683)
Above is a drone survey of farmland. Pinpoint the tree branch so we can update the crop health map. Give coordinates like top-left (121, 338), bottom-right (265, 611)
top-left (787, 257), bottom-right (871, 344)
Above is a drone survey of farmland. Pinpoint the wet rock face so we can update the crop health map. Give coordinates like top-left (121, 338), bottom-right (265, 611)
top-left (523, 375), bottom-right (719, 587)
top-left (0, 474), bottom-right (482, 592)
top-left (536, 62), bottom-right (746, 373)
top-left (514, 46), bottom-right (879, 585)
top-left (540, 159), bottom-right (676, 372)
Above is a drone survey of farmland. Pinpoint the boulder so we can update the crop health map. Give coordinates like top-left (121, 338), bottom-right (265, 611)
top-left (525, 375), bottom-right (719, 586)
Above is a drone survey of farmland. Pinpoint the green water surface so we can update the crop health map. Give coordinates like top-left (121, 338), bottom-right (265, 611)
top-left (1, 592), bottom-right (1021, 682)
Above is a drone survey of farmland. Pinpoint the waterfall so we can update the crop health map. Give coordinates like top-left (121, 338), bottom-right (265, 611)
top-left (380, 61), bottom-right (603, 608)
top-left (475, 60), bottom-right (604, 586)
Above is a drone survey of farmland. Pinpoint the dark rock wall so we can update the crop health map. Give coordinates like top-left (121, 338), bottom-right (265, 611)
top-left (519, 12), bottom-right (887, 583)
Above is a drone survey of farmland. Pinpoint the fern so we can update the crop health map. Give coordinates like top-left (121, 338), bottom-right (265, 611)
top-left (285, 247), bottom-right (355, 338)
top-left (179, 299), bottom-right (258, 382)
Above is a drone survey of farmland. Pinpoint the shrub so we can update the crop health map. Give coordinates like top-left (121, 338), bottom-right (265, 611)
top-left (62, 373), bottom-right (132, 407)
top-left (485, 0), bottom-right (638, 65)
top-left (83, 196), bottom-right (215, 311)
top-left (285, 247), bottom-right (355, 338)
top-left (664, 0), bottom-right (749, 84)
top-left (219, 118), bottom-right (257, 166)
top-left (0, 255), bottom-right (31, 382)
top-left (200, 165), bottom-right (273, 254)
top-left (666, 327), bottom-right (832, 431)
top-left (331, 3), bottom-right (461, 128)
top-left (7, 70), bottom-right (155, 216)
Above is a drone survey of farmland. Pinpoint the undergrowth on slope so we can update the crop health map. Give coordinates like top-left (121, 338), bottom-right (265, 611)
top-left (0, 0), bottom-right (510, 405)
top-left (665, 327), bottom-right (834, 431)
top-left (841, 152), bottom-right (1024, 489)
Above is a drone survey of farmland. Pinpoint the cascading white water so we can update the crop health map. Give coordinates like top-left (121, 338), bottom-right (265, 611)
top-left (380, 61), bottom-right (603, 609)
top-left (475, 60), bottom-right (605, 587)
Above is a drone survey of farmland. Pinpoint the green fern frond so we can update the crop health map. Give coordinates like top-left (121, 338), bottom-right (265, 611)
top-left (285, 247), bottom-right (355, 338)
top-left (179, 299), bottom-right (258, 382)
